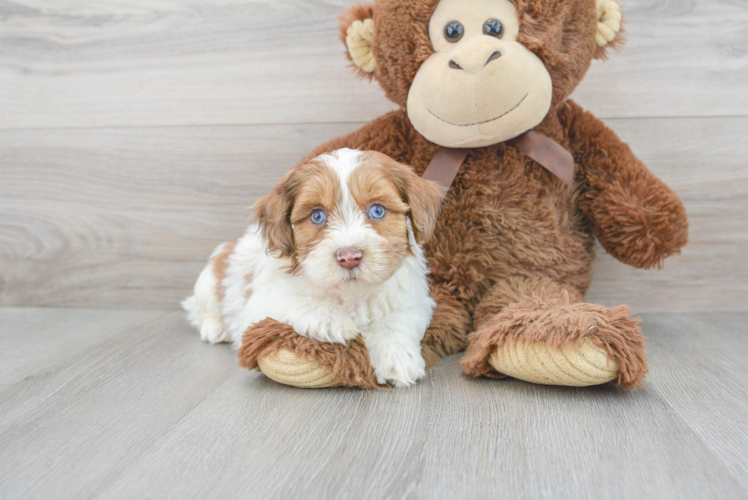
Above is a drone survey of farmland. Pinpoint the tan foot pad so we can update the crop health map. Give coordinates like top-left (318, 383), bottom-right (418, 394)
top-left (257, 349), bottom-right (341, 388)
top-left (489, 337), bottom-right (619, 387)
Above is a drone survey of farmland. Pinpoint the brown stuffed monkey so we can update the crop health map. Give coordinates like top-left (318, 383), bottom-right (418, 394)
top-left (238, 0), bottom-right (688, 389)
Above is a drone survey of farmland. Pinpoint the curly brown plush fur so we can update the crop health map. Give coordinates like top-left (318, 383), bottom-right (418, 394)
top-left (462, 281), bottom-right (648, 389)
top-left (239, 317), bottom-right (381, 389)
top-left (239, 0), bottom-right (688, 389)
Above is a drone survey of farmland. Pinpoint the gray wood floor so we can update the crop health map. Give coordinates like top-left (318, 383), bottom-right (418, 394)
top-left (0, 308), bottom-right (747, 499)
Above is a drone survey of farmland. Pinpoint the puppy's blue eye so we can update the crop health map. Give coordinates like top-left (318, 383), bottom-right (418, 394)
top-left (310, 209), bottom-right (326, 225)
top-left (368, 204), bottom-right (386, 220)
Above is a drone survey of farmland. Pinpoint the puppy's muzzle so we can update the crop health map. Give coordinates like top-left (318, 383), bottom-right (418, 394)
top-left (336, 248), bottom-right (363, 269)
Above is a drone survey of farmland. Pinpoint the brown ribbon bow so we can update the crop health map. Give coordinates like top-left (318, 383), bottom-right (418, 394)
top-left (422, 130), bottom-right (575, 191)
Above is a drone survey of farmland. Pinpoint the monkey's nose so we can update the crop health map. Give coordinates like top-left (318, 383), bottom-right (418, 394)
top-left (449, 50), bottom-right (502, 73)
top-left (485, 51), bottom-right (502, 65)
top-left (336, 248), bottom-right (363, 269)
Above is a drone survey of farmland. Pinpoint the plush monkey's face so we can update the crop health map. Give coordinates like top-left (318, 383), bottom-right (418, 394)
top-left (407, 0), bottom-right (552, 148)
top-left (340, 0), bottom-right (623, 149)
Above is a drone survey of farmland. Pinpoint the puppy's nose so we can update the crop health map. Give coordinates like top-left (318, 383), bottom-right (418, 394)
top-left (336, 248), bottom-right (363, 269)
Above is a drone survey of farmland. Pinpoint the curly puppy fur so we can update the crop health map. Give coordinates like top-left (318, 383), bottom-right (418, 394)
top-left (240, 0), bottom-right (687, 388)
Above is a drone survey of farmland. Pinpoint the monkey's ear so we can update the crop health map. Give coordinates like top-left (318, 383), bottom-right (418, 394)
top-left (594, 0), bottom-right (624, 60)
top-left (339, 4), bottom-right (377, 78)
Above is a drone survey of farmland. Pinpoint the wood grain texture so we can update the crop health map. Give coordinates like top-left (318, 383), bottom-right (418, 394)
top-left (1, 118), bottom-right (746, 311)
top-left (0, 307), bottom-right (165, 424)
top-left (643, 314), bottom-right (748, 488)
top-left (0, 308), bottom-right (746, 499)
top-left (0, 0), bottom-right (746, 130)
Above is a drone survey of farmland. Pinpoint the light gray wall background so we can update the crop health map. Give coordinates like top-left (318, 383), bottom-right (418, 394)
top-left (1, 0), bottom-right (746, 312)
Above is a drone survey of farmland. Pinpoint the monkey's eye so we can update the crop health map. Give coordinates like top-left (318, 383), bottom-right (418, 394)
top-left (368, 204), bottom-right (386, 220)
top-left (310, 209), bottom-right (327, 225)
top-left (444, 21), bottom-right (464, 43)
top-left (483, 19), bottom-right (503, 38)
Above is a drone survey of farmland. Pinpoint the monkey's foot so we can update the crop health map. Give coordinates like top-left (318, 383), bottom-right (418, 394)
top-left (258, 349), bottom-right (341, 388)
top-left (462, 297), bottom-right (648, 389)
top-left (238, 318), bottom-right (380, 389)
top-left (488, 337), bottom-right (619, 387)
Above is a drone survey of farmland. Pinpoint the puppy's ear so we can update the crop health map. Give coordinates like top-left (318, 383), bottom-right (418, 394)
top-left (383, 156), bottom-right (444, 245)
top-left (253, 169), bottom-right (300, 257)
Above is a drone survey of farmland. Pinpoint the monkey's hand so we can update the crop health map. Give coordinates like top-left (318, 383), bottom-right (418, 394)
top-left (561, 100), bottom-right (688, 269)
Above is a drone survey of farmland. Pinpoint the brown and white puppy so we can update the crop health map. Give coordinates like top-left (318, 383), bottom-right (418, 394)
top-left (183, 149), bottom-right (443, 387)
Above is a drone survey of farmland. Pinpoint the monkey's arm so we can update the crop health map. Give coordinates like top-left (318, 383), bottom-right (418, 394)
top-left (560, 100), bottom-right (688, 269)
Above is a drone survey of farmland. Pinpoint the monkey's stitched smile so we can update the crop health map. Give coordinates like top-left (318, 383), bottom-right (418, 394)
top-left (428, 93), bottom-right (529, 127)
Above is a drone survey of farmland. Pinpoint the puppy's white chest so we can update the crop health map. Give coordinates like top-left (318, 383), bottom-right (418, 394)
top-left (343, 297), bottom-right (383, 333)
top-left (337, 286), bottom-right (396, 331)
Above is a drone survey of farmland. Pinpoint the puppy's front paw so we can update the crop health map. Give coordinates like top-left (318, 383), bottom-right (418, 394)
top-left (298, 309), bottom-right (358, 345)
top-left (200, 318), bottom-right (229, 344)
top-left (370, 343), bottom-right (426, 388)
